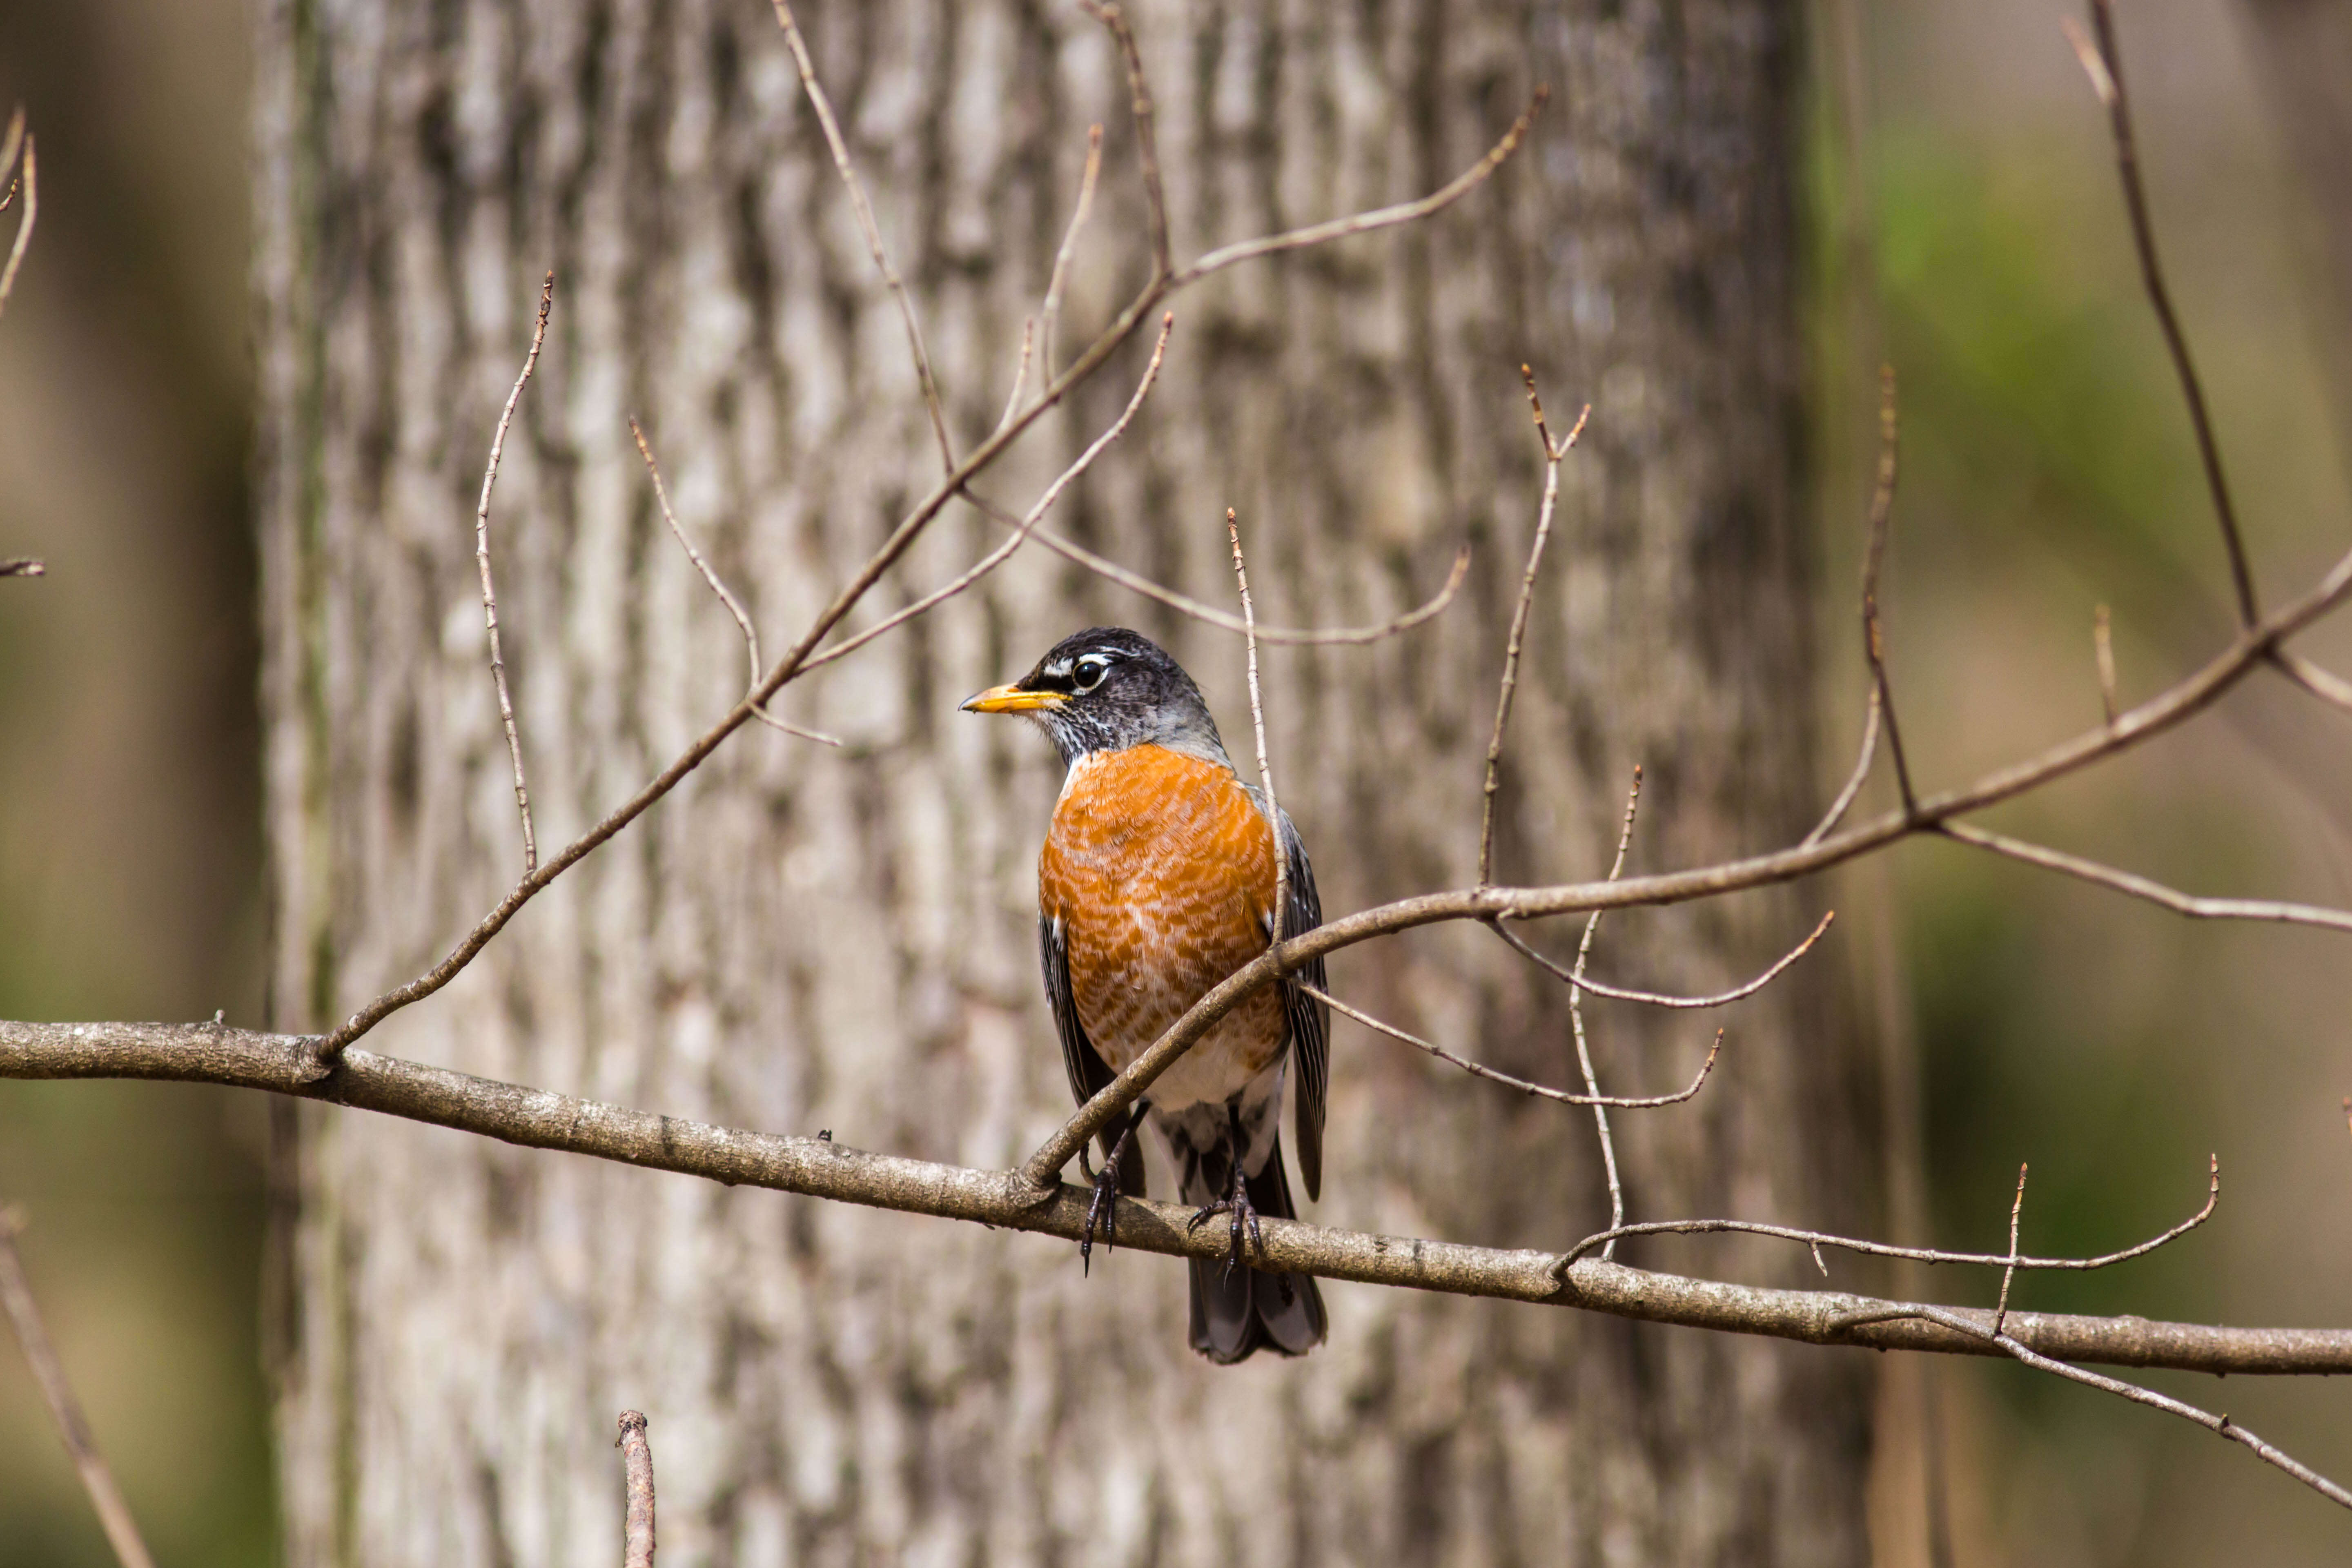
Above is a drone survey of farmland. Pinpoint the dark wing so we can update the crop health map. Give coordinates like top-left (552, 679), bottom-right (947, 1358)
top-left (1273, 807), bottom-right (1330, 1203)
top-left (1040, 913), bottom-right (1146, 1196)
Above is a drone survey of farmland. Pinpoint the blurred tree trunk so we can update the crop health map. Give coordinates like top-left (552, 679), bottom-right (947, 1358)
top-left (254, 0), bottom-right (1871, 1562)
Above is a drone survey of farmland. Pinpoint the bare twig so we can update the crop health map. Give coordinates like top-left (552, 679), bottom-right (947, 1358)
top-left (1941, 822), bottom-right (2352, 933)
top-left (1172, 90), bottom-right (1548, 287)
top-left (1078, 3), bottom-right (1169, 278)
top-left (1802, 684), bottom-right (1882, 848)
top-left (1228, 509), bottom-right (1287, 947)
top-left (1478, 370), bottom-right (1589, 886)
top-left (1995, 1162), bottom-right (2028, 1338)
top-left (1308, 981), bottom-right (1722, 1107)
top-left (801, 314), bottom-right (1175, 675)
top-left (0, 116), bottom-right (32, 322)
top-left (1565, 1154), bottom-right (2215, 1272)
top-left (0, 558), bottom-right (43, 579)
top-left (992, 318), bottom-right (1036, 439)
top-left (2275, 650), bottom-right (2352, 716)
top-left (1040, 125), bottom-right (1104, 383)
top-left (616, 1411), bottom-right (655, 1568)
top-left (966, 491), bottom-right (1473, 643)
top-left (0, 1208), bottom-right (159, 1568)
top-left (1497, 909), bottom-right (1837, 1010)
top-left (768, 1), bottom-right (954, 472)
top-left (2095, 604), bottom-right (2120, 724)
top-left (1862, 364), bottom-right (1918, 817)
top-left (1573, 768), bottom-right (1643, 1255)
top-left (476, 271), bottom-right (553, 875)
top-left (1835, 1299), bottom-right (2352, 1512)
top-left (0, 109), bottom-right (19, 215)
top-left (2067, 2), bottom-right (2260, 627)
top-left (628, 417), bottom-right (839, 746)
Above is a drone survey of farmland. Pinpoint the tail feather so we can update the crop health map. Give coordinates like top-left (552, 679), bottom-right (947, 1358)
top-left (1184, 1131), bottom-right (1326, 1364)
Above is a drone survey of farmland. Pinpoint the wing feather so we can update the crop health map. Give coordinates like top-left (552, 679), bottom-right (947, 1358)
top-left (1272, 808), bottom-right (1330, 1203)
top-left (1039, 912), bottom-right (1146, 1196)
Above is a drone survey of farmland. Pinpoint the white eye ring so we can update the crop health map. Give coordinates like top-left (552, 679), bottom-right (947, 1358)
top-left (1073, 655), bottom-right (1111, 693)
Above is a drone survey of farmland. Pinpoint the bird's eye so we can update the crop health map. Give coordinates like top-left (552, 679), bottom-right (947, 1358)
top-left (1073, 656), bottom-right (1110, 693)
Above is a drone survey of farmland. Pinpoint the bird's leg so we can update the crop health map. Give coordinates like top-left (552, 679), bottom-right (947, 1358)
top-left (1082, 1101), bottom-right (1146, 1276)
top-left (1186, 1102), bottom-right (1264, 1283)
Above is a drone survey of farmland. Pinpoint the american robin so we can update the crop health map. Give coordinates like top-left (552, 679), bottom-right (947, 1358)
top-left (962, 627), bottom-right (1329, 1363)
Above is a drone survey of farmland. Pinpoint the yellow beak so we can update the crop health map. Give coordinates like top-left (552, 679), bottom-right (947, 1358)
top-left (960, 682), bottom-right (1067, 714)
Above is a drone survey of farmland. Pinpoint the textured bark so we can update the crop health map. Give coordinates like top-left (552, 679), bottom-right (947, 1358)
top-left (254, 1), bottom-right (1867, 1563)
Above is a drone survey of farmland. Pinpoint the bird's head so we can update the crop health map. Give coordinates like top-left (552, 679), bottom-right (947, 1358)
top-left (961, 626), bottom-right (1229, 768)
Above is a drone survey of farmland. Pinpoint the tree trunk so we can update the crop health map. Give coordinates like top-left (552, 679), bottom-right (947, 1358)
top-left (255, 0), bottom-right (1871, 1562)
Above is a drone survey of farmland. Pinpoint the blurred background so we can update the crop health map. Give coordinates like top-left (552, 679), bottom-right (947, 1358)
top-left (1, 0), bottom-right (2349, 1563)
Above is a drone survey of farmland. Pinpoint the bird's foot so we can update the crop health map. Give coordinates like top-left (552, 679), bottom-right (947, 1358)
top-left (1187, 1160), bottom-right (1264, 1283)
top-left (1080, 1107), bottom-right (1144, 1277)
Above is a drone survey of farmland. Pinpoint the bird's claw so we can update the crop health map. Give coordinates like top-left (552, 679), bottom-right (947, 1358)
top-left (1080, 1105), bottom-right (1144, 1277)
top-left (1188, 1159), bottom-right (1263, 1283)
top-left (1081, 1158), bottom-right (1122, 1276)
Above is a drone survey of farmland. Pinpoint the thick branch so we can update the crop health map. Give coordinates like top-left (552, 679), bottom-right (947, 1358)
top-left (5, 1020), bottom-right (2348, 1377)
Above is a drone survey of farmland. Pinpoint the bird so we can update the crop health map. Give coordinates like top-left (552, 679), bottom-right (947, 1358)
top-left (962, 626), bottom-right (1329, 1363)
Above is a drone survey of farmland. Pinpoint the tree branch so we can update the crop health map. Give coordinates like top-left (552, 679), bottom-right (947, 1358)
top-left (1940, 821), bottom-right (2352, 933)
top-left (5, 1020), bottom-right (2347, 1378)
top-left (0, 112), bottom-right (34, 322)
top-left (2064, 2), bottom-right (2261, 626)
top-left (1304, 980), bottom-right (1723, 1108)
top-left (474, 271), bottom-right (554, 873)
top-left (615, 1411), bottom-right (655, 1568)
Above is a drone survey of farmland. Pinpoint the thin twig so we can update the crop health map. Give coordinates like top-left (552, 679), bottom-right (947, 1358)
top-left (628, 417), bottom-right (840, 746)
top-left (2095, 604), bottom-right (2120, 725)
top-left (1833, 1299), bottom-right (2351, 1512)
top-left (1942, 821), bottom-right (2352, 933)
top-left (1565, 1154), bottom-right (2215, 1272)
top-left (1307, 981), bottom-right (1722, 1107)
top-left (2067, 2), bottom-right (2260, 627)
top-left (802, 314), bottom-right (1174, 675)
top-left (1862, 364), bottom-right (1918, 817)
top-left (476, 271), bottom-right (553, 875)
top-left (1496, 909), bottom-right (1836, 1009)
top-left (1802, 684), bottom-right (1882, 848)
top-left (1171, 89), bottom-right (1548, 287)
top-left (0, 558), bottom-right (42, 579)
top-left (965, 491), bottom-right (1472, 643)
top-left (0, 1208), bottom-right (160, 1568)
top-left (0, 108), bottom-right (19, 218)
top-left (1994, 1162), bottom-right (2029, 1339)
top-left (2274, 650), bottom-right (2352, 717)
top-left (1040, 125), bottom-right (1104, 383)
top-left (616, 1411), bottom-right (655, 1568)
top-left (992, 318), bottom-right (1036, 439)
top-left (768, 1), bottom-right (954, 472)
top-left (1078, 3), bottom-right (1169, 278)
top-left (1575, 768), bottom-right (1642, 1256)
top-left (1478, 371), bottom-right (1588, 886)
top-left (0, 116), bottom-right (32, 322)
top-left (1228, 509), bottom-right (1286, 951)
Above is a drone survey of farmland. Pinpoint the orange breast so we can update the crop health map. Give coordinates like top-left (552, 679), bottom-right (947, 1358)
top-left (1038, 744), bottom-right (1286, 1107)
